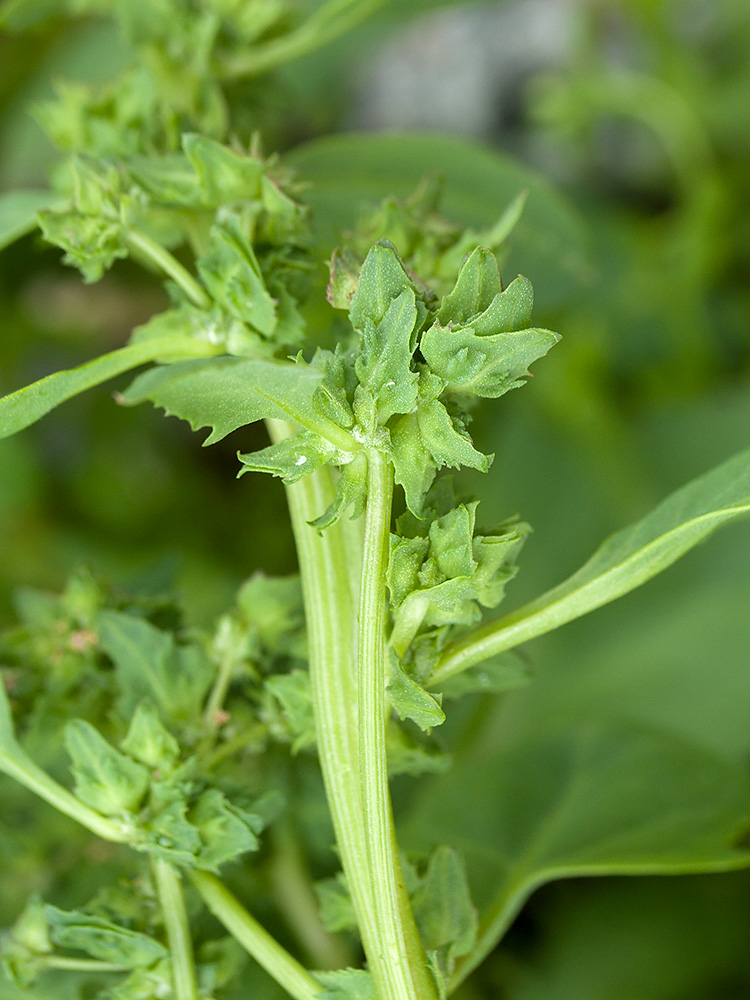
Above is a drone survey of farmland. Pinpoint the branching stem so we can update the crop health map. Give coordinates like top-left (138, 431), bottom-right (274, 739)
top-left (0, 747), bottom-right (129, 843)
top-left (218, 0), bottom-right (386, 79)
top-left (271, 417), bottom-right (435, 1000)
top-left (126, 228), bottom-right (210, 310)
top-left (191, 871), bottom-right (321, 1000)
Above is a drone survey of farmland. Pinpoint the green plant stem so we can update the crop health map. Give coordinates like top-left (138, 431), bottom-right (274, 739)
top-left (203, 722), bottom-right (266, 770)
top-left (126, 228), bottom-right (210, 310)
top-left (191, 871), bottom-right (321, 1000)
top-left (152, 859), bottom-right (199, 1000)
top-left (267, 421), bottom-right (378, 946)
top-left (357, 449), bottom-right (435, 1000)
top-left (271, 416), bottom-right (435, 1000)
top-left (0, 747), bottom-right (129, 843)
top-left (41, 957), bottom-right (130, 973)
top-left (202, 650), bottom-right (244, 731)
top-left (218, 0), bottom-right (386, 79)
top-left (270, 821), bottom-right (353, 969)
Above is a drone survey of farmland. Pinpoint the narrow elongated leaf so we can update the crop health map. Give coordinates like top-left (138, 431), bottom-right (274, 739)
top-left (0, 336), bottom-right (220, 439)
top-left (122, 356), bottom-right (356, 449)
top-left (0, 189), bottom-right (59, 252)
top-left (434, 446), bottom-right (750, 680)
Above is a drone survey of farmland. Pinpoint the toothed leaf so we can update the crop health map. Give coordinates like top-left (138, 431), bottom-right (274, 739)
top-left (122, 357), bottom-right (343, 446)
top-left (437, 247), bottom-right (502, 326)
top-left (64, 720), bottom-right (150, 816)
top-left (190, 789), bottom-right (263, 871)
top-left (388, 657), bottom-right (445, 731)
top-left (421, 322), bottom-right (558, 399)
top-left (121, 701), bottom-right (180, 771)
top-left (349, 241), bottom-right (414, 331)
top-left (355, 287), bottom-right (420, 424)
top-left (197, 221), bottom-right (277, 335)
top-left (238, 430), bottom-right (337, 484)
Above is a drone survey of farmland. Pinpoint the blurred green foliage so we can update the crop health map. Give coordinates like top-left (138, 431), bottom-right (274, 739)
top-left (1, 0), bottom-right (750, 998)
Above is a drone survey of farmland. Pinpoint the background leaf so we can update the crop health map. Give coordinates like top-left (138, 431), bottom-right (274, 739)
top-left (0, 190), bottom-right (58, 252)
top-left (402, 719), bottom-right (750, 989)
top-left (286, 132), bottom-right (590, 310)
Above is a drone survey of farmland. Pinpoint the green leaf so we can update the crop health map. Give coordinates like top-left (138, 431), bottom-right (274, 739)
top-left (390, 411), bottom-right (436, 516)
top-left (387, 658), bottom-right (445, 732)
top-left (387, 723), bottom-right (451, 779)
top-left (417, 397), bottom-right (489, 473)
top-left (190, 789), bottom-right (262, 871)
top-left (438, 445), bottom-right (750, 676)
top-left (354, 286), bottom-right (420, 425)
top-left (238, 429), bottom-right (337, 484)
top-left (127, 152), bottom-right (203, 207)
top-left (0, 897), bottom-right (52, 988)
top-left (421, 321), bottom-right (558, 399)
top-left (436, 247), bottom-right (502, 326)
top-left (39, 207), bottom-right (128, 282)
top-left (64, 720), bottom-right (150, 816)
top-left (314, 968), bottom-right (377, 1000)
top-left (0, 189), bottom-right (59, 252)
top-left (197, 221), bottom-right (277, 335)
top-left (144, 796), bottom-right (202, 867)
top-left (471, 273), bottom-right (535, 333)
top-left (439, 654), bottom-right (529, 700)
top-left (96, 609), bottom-right (212, 724)
top-left (412, 846), bottom-right (478, 963)
top-left (264, 669), bottom-right (316, 752)
top-left (236, 573), bottom-right (304, 652)
top-left (104, 959), bottom-right (174, 1000)
top-left (0, 336), bottom-right (220, 440)
top-left (312, 346), bottom-right (357, 429)
top-left (183, 133), bottom-right (264, 205)
top-left (390, 374), bottom-right (489, 514)
top-left (348, 240), bottom-right (414, 331)
top-left (121, 701), bottom-right (180, 771)
top-left (45, 906), bottom-right (167, 967)
top-left (403, 722), bottom-right (750, 991)
top-left (122, 356), bottom-right (356, 449)
top-left (286, 133), bottom-right (589, 310)
top-left (310, 452), bottom-right (369, 530)
top-left (313, 874), bottom-right (357, 934)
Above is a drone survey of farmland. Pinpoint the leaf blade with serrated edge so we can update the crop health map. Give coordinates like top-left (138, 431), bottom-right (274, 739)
top-left (122, 356), bottom-right (358, 450)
